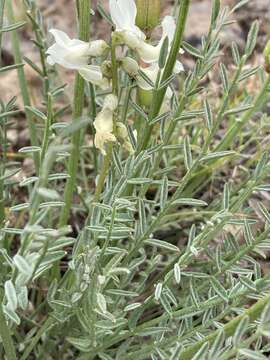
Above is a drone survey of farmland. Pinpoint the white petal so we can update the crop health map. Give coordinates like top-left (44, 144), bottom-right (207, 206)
top-left (137, 41), bottom-right (161, 63)
top-left (78, 65), bottom-right (103, 83)
top-left (174, 60), bottom-right (184, 74)
top-left (49, 29), bottom-right (71, 47)
top-left (46, 55), bottom-right (55, 65)
top-left (109, 0), bottom-right (126, 30)
top-left (161, 16), bottom-right (176, 44)
top-left (118, 0), bottom-right (137, 28)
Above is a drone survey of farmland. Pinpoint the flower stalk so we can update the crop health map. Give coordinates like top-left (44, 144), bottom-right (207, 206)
top-left (138, 0), bottom-right (190, 151)
top-left (58, 0), bottom-right (91, 226)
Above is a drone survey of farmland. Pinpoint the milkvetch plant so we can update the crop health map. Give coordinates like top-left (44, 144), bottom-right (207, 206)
top-left (1, 0), bottom-right (270, 359)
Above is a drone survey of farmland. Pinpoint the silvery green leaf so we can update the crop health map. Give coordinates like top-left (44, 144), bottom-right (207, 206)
top-left (145, 239), bottom-right (180, 253)
top-left (40, 251), bottom-right (66, 267)
top-left (183, 135), bottom-right (192, 171)
top-left (19, 176), bottom-right (38, 187)
top-left (238, 349), bottom-right (267, 360)
top-left (200, 151), bottom-right (235, 162)
top-left (4, 280), bottom-right (17, 311)
top-left (233, 315), bottom-right (249, 346)
top-left (174, 264), bottom-right (181, 284)
top-left (13, 254), bottom-right (33, 277)
top-left (10, 203), bottom-right (30, 212)
top-left (3, 305), bottom-right (20, 325)
top-left (37, 187), bottom-right (61, 200)
top-left (220, 63), bottom-right (229, 93)
top-left (155, 283), bottom-right (163, 301)
top-left (106, 289), bottom-right (138, 297)
top-left (210, 277), bottom-right (228, 301)
top-left (172, 198), bottom-right (208, 207)
top-left (244, 21), bottom-right (259, 57)
top-left (18, 146), bottom-right (41, 153)
top-left (97, 293), bottom-right (107, 314)
top-left (203, 99), bottom-right (213, 130)
top-left (124, 303), bottom-right (142, 312)
top-left (25, 106), bottom-right (46, 122)
top-left (191, 342), bottom-right (209, 360)
top-left (209, 329), bottom-right (225, 358)
top-left (159, 36), bottom-right (169, 69)
top-left (66, 337), bottom-right (92, 352)
top-left (182, 41), bottom-right (203, 59)
top-left (1, 21), bottom-right (26, 32)
top-left (17, 286), bottom-right (28, 310)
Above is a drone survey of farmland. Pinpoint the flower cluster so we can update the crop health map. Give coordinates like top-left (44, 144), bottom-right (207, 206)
top-left (46, 0), bottom-right (183, 155)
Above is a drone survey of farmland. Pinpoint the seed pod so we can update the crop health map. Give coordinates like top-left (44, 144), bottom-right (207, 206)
top-left (136, 0), bottom-right (161, 33)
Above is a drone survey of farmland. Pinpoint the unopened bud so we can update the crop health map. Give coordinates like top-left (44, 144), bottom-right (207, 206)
top-left (138, 88), bottom-right (153, 108)
top-left (120, 57), bottom-right (139, 78)
top-left (101, 60), bottom-right (113, 79)
top-left (263, 40), bottom-right (270, 73)
top-left (136, 0), bottom-right (161, 32)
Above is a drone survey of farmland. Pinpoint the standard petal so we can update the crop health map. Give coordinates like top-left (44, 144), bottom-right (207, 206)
top-left (174, 60), bottom-right (184, 74)
top-left (118, 0), bottom-right (137, 28)
top-left (49, 29), bottom-right (71, 47)
top-left (161, 16), bottom-right (176, 44)
top-left (109, 0), bottom-right (125, 30)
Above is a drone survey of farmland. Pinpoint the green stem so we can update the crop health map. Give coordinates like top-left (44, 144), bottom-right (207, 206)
top-left (0, 293), bottom-right (17, 360)
top-left (138, 0), bottom-right (190, 151)
top-left (21, 317), bottom-right (54, 360)
top-left (5, 0), bottom-right (40, 172)
top-left (216, 73), bottom-right (270, 151)
top-left (58, 0), bottom-right (91, 226)
top-left (0, 0), bottom-right (5, 66)
top-left (179, 291), bottom-right (270, 360)
top-left (40, 94), bottom-right (53, 162)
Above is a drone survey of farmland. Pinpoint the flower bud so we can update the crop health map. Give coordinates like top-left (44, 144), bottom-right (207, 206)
top-left (263, 40), bottom-right (270, 73)
top-left (136, 0), bottom-right (161, 32)
top-left (101, 60), bottom-right (113, 79)
top-left (138, 88), bottom-right (153, 108)
top-left (120, 57), bottom-right (139, 78)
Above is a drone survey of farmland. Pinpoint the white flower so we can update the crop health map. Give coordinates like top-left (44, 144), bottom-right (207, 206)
top-left (47, 29), bottom-right (108, 68)
top-left (78, 65), bottom-right (110, 88)
top-left (136, 17), bottom-right (184, 99)
top-left (109, 1), bottom-right (183, 65)
top-left (94, 95), bottom-right (118, 155)
top-left (46, 29), bottom-right (109, 87)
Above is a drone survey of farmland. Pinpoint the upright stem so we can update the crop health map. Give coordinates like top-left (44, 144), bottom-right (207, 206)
top-left (180, 291), bottom-right (270, 360)
top-left (138, 0), bottom-right (190, 151)
top-left (58, 0), bottom-right (91, 226)
top-left (5, 0), bottom-right (40, 172)
top-left (0, 291), bottom-right (17, 360)
top-left (216, 73), bottom-right (270, 151)
top-left (0, 0), bottom-right (5, 66)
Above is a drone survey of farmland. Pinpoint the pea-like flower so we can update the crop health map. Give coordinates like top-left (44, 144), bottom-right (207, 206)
top-left (109, 0), bottom-right (182, 65)
top-left (136, 16), bottom-right (184, 99)
top-left (46, 29), bottom-right (109, 87)
top-left (94, 95), bottom-right (118, 155)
